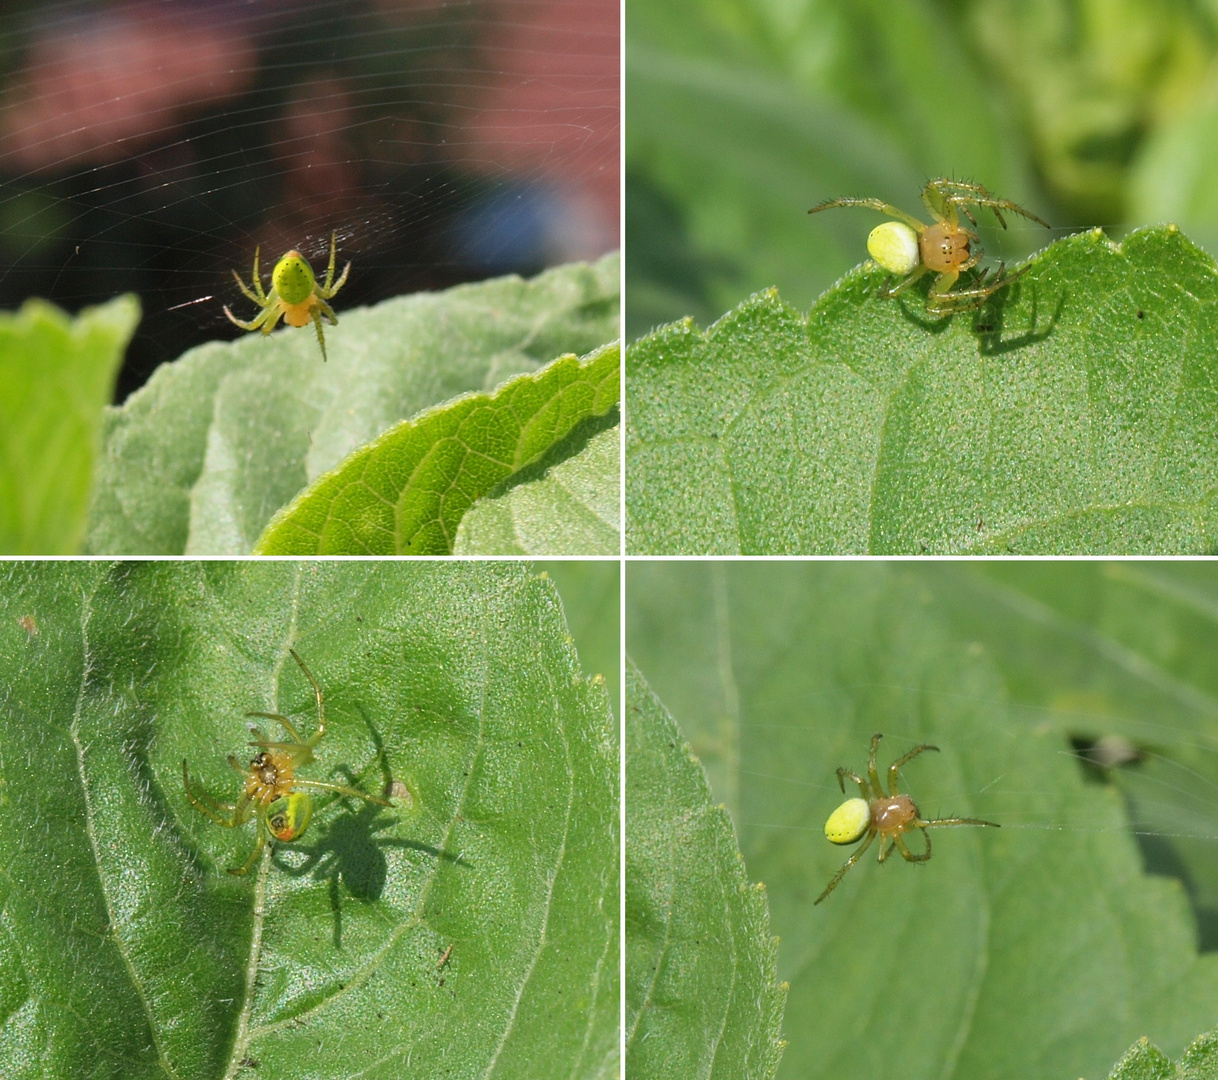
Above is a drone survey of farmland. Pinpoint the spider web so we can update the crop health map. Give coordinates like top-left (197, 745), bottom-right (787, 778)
top-left (0, 0), bottom-right (619, 400)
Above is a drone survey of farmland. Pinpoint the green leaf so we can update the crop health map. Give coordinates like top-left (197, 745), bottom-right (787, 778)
top-left (625, 661), bottom-right (786, 1080)
top-left (626, 561), bottom-right (1218, 1080)
top-left (85, 254), bottom-right (620, 555)
top-left (535, 560), bottom-right (621, 723)
top-left (0, 562), bottom-right (618, 1080)
top-left (626, 225), bottom-right (1218, 555)
top-left (1106, 1028), bottom-right (1218, 1080)
top-left (455, 420), bottom-right (621, 555)
top-left (255, 343), bottom-right (619, 554)
top-left (922, 561), bottom-right (1218, 952)
top-left (0, 295), bottom-right (138, 554)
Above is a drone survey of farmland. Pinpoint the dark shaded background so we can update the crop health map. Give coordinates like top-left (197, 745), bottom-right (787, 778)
top-left (0, 0), bottom-right (619, 399)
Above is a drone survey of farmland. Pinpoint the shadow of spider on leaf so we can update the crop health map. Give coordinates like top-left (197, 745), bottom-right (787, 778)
top-left (274, 796), bottom-right (455, 949)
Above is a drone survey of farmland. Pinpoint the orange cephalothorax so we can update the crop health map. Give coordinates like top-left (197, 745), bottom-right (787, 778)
top-left (919, 221), bottom-right (973, 272)
top-left (242, 749), bottom-right (296, 805)
top-left (871, 792), bottom-right (918, 833)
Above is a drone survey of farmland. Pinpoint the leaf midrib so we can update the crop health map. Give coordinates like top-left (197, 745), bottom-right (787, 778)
top-left (223, 566), bottom-right (305, 1077)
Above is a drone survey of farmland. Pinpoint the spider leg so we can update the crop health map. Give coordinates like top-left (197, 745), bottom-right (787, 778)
top-left (894, 831), bottom-right (932, 862)
top-left (926, 179), bottom-right (998, 221)
top-left (259, 305), bottom-right (285, 335)
top-left (310, 307), bottom-right (329, 362)
top-left (808, 197), bottom-right (926, 232)
top-left (251, 246), bottom-right (268, 301)
top-left (927, 270), bottom-right (961, 303)
top-left (286, 648), bottom-right (326, 743)
top-left (923, 815), bottom-right (1001, 829)
top-left (228, 824), bottom-right (267, 876)
top-left (181, 764), bottom-right (238, 823)
top-left (926, 264), bottom-right (1028, 315)
top-left (836, 767), bottom-right (869, 799)
top-left (963, 195), bottom-right (1050, 230)
top-left (291, 778), bottom-right (391, 806)
top-left (246, 710), bottom-right (306, 745)
top-left (231, 270), bottom-right (263, 306)
top-left (866, 733), bottom-right (884, 797)
top-left (878, 265), bottom-right (928, 299)
top-left (321, 260), bottom-right (351, 300)
top-left (227, 753), bottom-right (250, 774)
top-left (885, 742), bottom-right (939, 795)
top-left (921, 181), bottom-right (956, 224)
top-left (187, 768), bottom-right (255, 829)
top-left (315, 298), bottom-right (339, 325)
top-left (316, 232), bottom-right (351, 299)
top-left (928, 179), bottom-right (1051, 230)
top-left (814, 830), bottom-right (876, 904)
top-left (183, 761), bottom-right (240, 827)
top-left (321, 231), bottom-right (338, 291)
top-left (959, 242), bottom-right (983, 274)
top-left (223, 305), bottom-right (272, 332)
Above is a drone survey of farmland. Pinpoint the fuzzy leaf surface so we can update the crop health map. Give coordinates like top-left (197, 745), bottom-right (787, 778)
top-left (0, 562), bottom-right (618, 1080)
top-left (625, 661), bottom-right (785, 1080)
top-left (455, 422), bottom-right (620, 555)
top-left (626, 227), bottom-right (1218, 554)
top-left (86, 255), bottom-right (619, 555)
top-left (255, 343), bottom-right (619, 554)
top-left (1105, 1028), bottom-right (1218, 1080)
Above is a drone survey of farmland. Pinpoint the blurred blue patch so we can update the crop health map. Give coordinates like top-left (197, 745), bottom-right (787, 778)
top-left (451, 183), bottom-right (556, 274)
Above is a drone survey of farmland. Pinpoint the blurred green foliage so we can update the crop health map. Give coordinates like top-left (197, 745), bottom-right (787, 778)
top-left (627, 0), bottom-right (1218, 340)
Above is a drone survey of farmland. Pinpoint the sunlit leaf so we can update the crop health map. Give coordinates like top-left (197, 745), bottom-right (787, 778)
top-left (0, 561), bottom-right (618, 1080)
top-left (625, 661), bottom-right (786, 1080)
top-left (536, 560), bottom-right (620, 721)
top-left (0, 295), bottom-right (138, 554)
top-left (456, 422), bottom-right (620, 555)
top-left (255, 344), bottom-right (618, 555)
top-left (627, 227), bottom-right (1218, 554)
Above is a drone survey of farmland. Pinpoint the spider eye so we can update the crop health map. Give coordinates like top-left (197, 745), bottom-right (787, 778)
top-left (824, 797), bottom-right (870, 844)
top-left (867, 221), bottom-right (920, 275)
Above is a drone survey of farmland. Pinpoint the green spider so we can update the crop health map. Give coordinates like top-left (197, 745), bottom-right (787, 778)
top-left (808, 178), bottom-right (1050, 315)
top-left (182, 649), bottom-right (390, 875)
top-left (223, 230), bottom-right (351, 361)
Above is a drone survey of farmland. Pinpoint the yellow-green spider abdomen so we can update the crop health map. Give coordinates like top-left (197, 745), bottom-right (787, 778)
top-left (272, 250), bottom-right (317, 306)
top-left (825, 797), bottom-right (870, 844)
top-left (867, 221), bottom-right (920, 275)
top-left (267, 792), bottom-right (313, 842)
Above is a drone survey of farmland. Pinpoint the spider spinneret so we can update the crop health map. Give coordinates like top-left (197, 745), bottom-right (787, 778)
top-left (808, 177), bottom-right (1050, 316)
top-left (182, 648), bottom-right (390, 875)
top-left (815, 732), bottom-right (999, 904)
